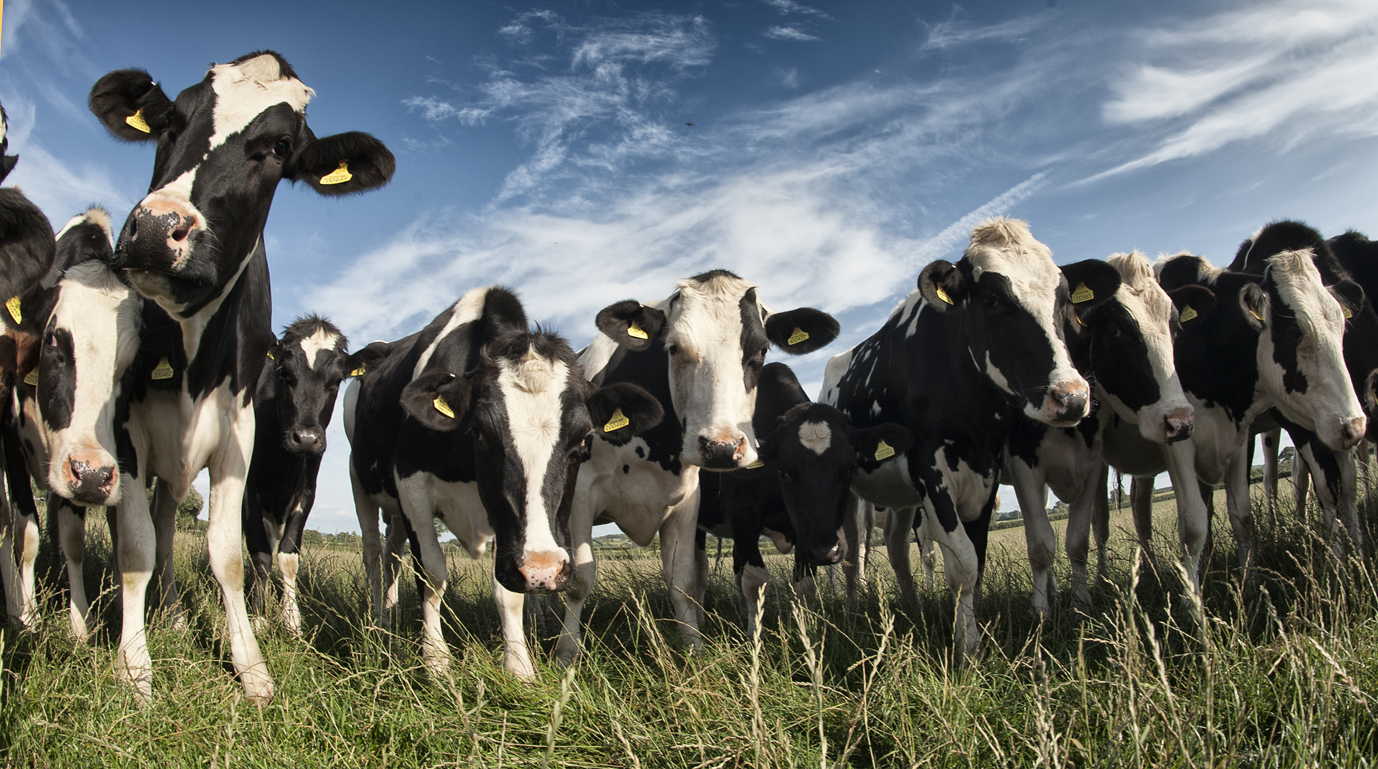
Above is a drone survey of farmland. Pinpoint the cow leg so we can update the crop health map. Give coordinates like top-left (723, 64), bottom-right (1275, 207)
top-left (1008, 457), bottom-right (1054, 617)
top-left (693, 527), bottom-right (709, 626)
top-left (114, 471), bottom-right (157, 703)
top-left (4, 434), bottom-right (40, 628)
top-left (278, 499), bottom-right (312, 637)
top-left (841, 493), bottom-right (865, 612)
top-left (792, 558), bottom-right (818, 612)
top-left (918, 529), bottom-right (937, 590)
top-left (395, 479), bottom-right (451, 675)
top-left (54, 500), bottom-right (92, 640)
top-left (1222, 447), bottom-right (1255, 584)
top-left (926, 509), bottom-right (981, 663)
top-left (1091, 462), bottom-right (1111, 586)
top-left (1258, 429), bottom-right (1280, 527)
top-left (1065, 457), bottom-right (1106, 612)
top-left (150, 481), bottom-right (184, 627)
top-left (1293, 455), bottom-right (1311, 514)
top-left (659, 487), bottom-right (704, 650)
top-left (205, 412), bottom-right (273, 705)
top-left (1130, 475), bottom-right (1155, 554)
top-left (1165, 440), bottom-right (1209, 595)
top-left (1299, 441), bottom-right (1362, 562)
top-left (733, 527), bottom-right (768, 639)
top-left (382, 511), bottom-right (407, 619)
top-left (887, 506), bottom-right (919, 613)
top-left (0, 488), bottom-right (17, 622)
top-left (242, 491), bottom-right (275, 621)
top-left (493, 572), bottom-right (535, 679)
top-left (350, 463), bottom-right (389, 630)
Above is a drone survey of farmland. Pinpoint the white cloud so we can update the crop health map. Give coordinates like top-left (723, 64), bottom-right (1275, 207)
top-left (761, 0), bottom-right (832, 19)
top-left (764, 26), bottom-right (820, 43)
top-left (922, 14), bottom-right (1045, 51)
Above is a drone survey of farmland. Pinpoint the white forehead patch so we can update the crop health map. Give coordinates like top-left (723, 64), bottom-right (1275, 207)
top-left (497, 351), bottom-right (571, 556)
top-left (1268, 249), bottom-right (1344, 334)
top-left (797, 420), bottom-right (832, 456)
top-left (208, 54), bottom-right (315, 153)
top-left (964, 217), bottom-right (1060, 300)
top-left (298, 327), bottom-right (342, 371)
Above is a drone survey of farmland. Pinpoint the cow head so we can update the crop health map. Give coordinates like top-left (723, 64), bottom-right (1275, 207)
top-left (39, 260), bottom-right (142, 505)
top-left (918, 218), bottom-right (1118, 426)
top-left (401, 332), bottom-right (662, 594)
top-left (0, 104), bottom-right (17, 183)
top-left (1066, 251), bottom-right (1193, 443)
top-left (266, 316), bottom-right (389, 456)
top-left (89, 51), bottom-right (395, 317)
top-left (595, 270), bottom-right (839, 469)
top-left (1326, 230), bottom-right (1378, 441)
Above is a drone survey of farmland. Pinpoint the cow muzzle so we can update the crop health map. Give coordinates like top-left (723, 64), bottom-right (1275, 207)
top-left (117, 195), bottom-right (203, 272)
top-left (807, 540), bottom-right (845, 567)
top-left (697, 435), bottom-right (750, 469)
top-left (1036, 380), bottom-right (1090, 426)
top-left (516, 551), bottom-right (573, 593)
top-left (62, 449), bottom-right (118, 505)
top-left (1162, 407), bottom-right (1194, 444)
top-left (288, 427), bottom-right (326, 455)
top-left (1335, 416), bottom-right (1367, 452)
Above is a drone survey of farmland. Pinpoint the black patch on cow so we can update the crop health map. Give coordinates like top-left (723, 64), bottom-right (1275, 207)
top-left (37, 325), bottom-right (76, 431)
top-left (739, 288), bottom-right (768, 392)
top-left (0, 188), bottom-right (56, 304)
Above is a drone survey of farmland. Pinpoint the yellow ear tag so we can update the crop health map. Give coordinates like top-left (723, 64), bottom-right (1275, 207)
top-left (1343, 305), bottom-right (1353, 320)
top-left (744, 460), bottom-right (765, 469)
top-left (603, 407), bottom-right (631, 432)
top-left (125, 109), bottom-right (151, 134)
top-left (23, 370), bottom-right (38, 386)
top-left (1250, 307), bottom-right (1264, 322)
top-left (5, 296), bottom-right (21, 324)
top-left (934, 286), bottom-right (954, 305)
top-left (319, 161), bottom-right (353, 185)
top-left (1071, 282), bottom-right (1095, 304)
top-left (1179, 305), bottom-right (1198, 322)
top-left (626, 322), bottom-right (649, 340)
top-left (151, 357), bottom-right (174, 380)
top-left (874, 439), bottom-right (896, 461)
top-left (433, 394), bottom-right (455, 419)
top-left (786, 327), bottom-right (810, 346)
top-left (350, 366), bottom-right (367, 377)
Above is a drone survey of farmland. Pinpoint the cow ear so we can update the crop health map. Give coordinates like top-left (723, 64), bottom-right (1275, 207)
top-left (595, 300), bottom-right (666, 352)
top-left (1331, 279), bottom-right (1366, 322)
top-left (88, 69), bottom-right (173, 143)
top-left (400, 371), bottom-right (471, 432)
top-left (0, 154), bottom-right (16, 185)
top-left (294, 131), bottom-right (396, 196)
top-left (344, 340), bottom-right (391, 377)
top-left (851, 422), bottom-right (913, 465)
top-left (1240, 283), bottom-right (1268, 330)
top-left (587, 382), bottom-right (664, 446)
top-left (1060, 259), bottom-right (1122, 310)
top-left (764, 308), bottom-right (839, 354)
top-left (918, 260), bottom-right (967, 312)
top-left (1168, 285), bottom-right (1217, 326)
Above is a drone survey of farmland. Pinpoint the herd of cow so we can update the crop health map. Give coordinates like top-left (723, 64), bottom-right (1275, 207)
top-left (0, 51), bottom-right (1374, 706)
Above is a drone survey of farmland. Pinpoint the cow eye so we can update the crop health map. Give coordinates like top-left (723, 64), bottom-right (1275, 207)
top-left (272, 138), bottom-right (292, 158)
top-left (666, 343), bottom-right (680, 358)
top-left (759, 345), bottom-right (769, 359)
top-left (982, 294), bottom-right (999, 309)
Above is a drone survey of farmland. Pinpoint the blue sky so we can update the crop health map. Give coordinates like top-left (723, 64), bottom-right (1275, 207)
top-left (3, 0), bottom-right (1377, 533)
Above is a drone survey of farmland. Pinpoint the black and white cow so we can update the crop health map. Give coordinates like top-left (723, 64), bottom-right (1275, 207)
top-left (1226, 222), bottom-right (1378, 558)
top-left (1, 208), bottom-right (113, 635)
top-left (821, 218), bottom-right (1120, 660)
top-left (696, 362), bottom-right (910, 637)
top-left (0, 104), bottom-right (57, 302)
top-left (1103, 249), bottom-right (1365, 590)
top-left (557, 270), bottom-right (838, 663)
top-left (1005, 250), bottom-right (1194, 615)
top-left (66, 51), bottom-right (394, 703)
top-left (243, 316), bottom-right (388, 635)
top-left (346, 285), bottom-right (662, 678)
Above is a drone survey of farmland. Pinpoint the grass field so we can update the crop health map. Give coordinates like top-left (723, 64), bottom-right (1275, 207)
top-left (2, 476), bottom-right (1377, 767)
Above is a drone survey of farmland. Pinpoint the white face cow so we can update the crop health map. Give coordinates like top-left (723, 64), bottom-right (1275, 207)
top-left (593, 270), bottom-right (839, 469)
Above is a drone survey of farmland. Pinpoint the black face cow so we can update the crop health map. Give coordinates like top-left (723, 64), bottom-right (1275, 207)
top-left (345, 286), bottom-right (661, 678)
top-left (554, 270), bottom-right (838, 665)
top-left (696, 363), bottom-right (910, 638)
top-left (822, 218), bottom-right (1119, 660)
top-left (80, 51), bottom-right (394, 704)
top-left (243, 316), bottom-right (388, 635)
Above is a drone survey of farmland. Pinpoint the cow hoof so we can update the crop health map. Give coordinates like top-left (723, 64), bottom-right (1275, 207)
top-left (240, 674), bottom-right (275, 707)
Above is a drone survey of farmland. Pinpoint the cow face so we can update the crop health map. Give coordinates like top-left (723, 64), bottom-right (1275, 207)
top-left (89, 52), bottom-right (395, 317)
top-left (919, 218), bottom-right (1118, 427)
top-left (595, 270), bottom-right (839, 469)
top-left (756, 403), bottom-right (911, 566)
top-left (1068, 252), bottom-right (1193, 443)
top-left (1258, 251), bottom-right (1366, 450)
top-left (267, 316), bottom-right (389, 456)
top-left (401, 332), bottom-right (662, 594)
top-left (39, 261), bottom-right (141, 505)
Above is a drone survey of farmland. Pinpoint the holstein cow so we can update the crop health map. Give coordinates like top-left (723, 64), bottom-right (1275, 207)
top-left (1006, 251), bottom-right (1194, 615)
top-left (243, 316), bottom-right (388, 635)
top-left (345, 286), bottom-right (662, 678)
top-left (3, 209), bottom-right (117, 637)
top-left (1102, 251), bottom-right (1364, 592)
top-left (71, 51), bottom-right (394, 703)
top-left (1227, 222), bottom-right (1378, 559)
top-left (696, 362), bottom-right (911, 638)
top-left (821, 218), bottom-right (1120, 660)
top-left (556, 270), bottom-right (838, 663)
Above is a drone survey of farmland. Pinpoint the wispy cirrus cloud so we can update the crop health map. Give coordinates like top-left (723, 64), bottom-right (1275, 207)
top-left (921, 13), bottom-right (1045, 52)
top-left (1090, 0), bottom-right (1378, 180)
top-left (764, 26), bottom-right (820, 42)
top-left (761, 0), bottom-right (832, 19)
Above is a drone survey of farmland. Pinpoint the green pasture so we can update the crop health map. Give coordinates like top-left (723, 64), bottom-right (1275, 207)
top-left (2, 475), bottom-right (1377, 766)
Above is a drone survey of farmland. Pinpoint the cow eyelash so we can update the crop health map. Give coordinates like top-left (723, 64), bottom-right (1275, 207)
top-left (272, 139), bottom-right (292, 158)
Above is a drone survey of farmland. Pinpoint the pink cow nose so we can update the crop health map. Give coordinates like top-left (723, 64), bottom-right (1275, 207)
top-left (122, 196), bottom-right (202, 268)
top-left (1339, 416), bottom-right (1366, 450)
top-left (519, 552), bottom-right (572, 593)
top-left (1164, 407), bottom-right (1194, 443)
top-left (1045, 381), bottom-right (1089, 423)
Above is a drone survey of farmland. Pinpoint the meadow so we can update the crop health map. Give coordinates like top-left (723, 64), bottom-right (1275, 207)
top-left (2, 476), bottom-right (1377, 767)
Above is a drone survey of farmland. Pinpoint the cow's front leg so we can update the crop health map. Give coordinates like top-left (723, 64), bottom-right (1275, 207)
top-left (207, 409), bottom-right (273, 705)
top-left (554, 498), bottom-right (596, 665)
top-left (1223, 446), bottom-right (1255, 584)
top-left (151, 481), bottom-right (186, 629)
top-left (54, 499), bottom-right (93, 639)
top-left (1065, 458), bottom-right (1107, 612)
top-left (114, 471), bottom-right (156, 703)
top-left (278, 497), bottom-right (313, 637)
top-left (0, 491), bottom-right (18, 622)
top-left (733, 527), bottom-right (769, 639)
top-left (886, 506), bottom-right (919, 613)
top-left (1164, 440), bottom-right (1208, 596)
top-left (841, 494), bottom-right (866, 612)
top-left (926, 504), bottom-right (981, 663)
top-left (660, 484), bottom-right (704, 650)
top-left (350, 463), bottom-right (389, 630)
top-left (1008, 458), bottom-right (1055, 617)
top-left (493, 572), bottom-right (535, 679)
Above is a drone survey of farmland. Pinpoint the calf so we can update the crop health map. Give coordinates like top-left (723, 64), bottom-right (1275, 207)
top-left (1006, 250), bottom-right (1194, 615)
top-left (243, 316), bottom-right (388, 635)
top-left (70, 51), bottom-right (394, 703)
top-left (696, 362), bottom-right (910, 637)
top-left (822, 218), bottom-right (1120, 660)
top-left (345, 285), bottom-right (661, 678)
top-left (1102, 250), bottom-right (1364, 590)
top-left (558, 270), bottom-right (838, 663)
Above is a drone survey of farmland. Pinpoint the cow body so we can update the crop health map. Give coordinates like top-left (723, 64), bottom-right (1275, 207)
top-left (345, 285), bottom-right (661, 678)
top-left (823, 218), bottom-right (1118, 658)
top-left (558, 270), bottom-right (838, 663)
top-left (70, 51), bottom-right (394, 703)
